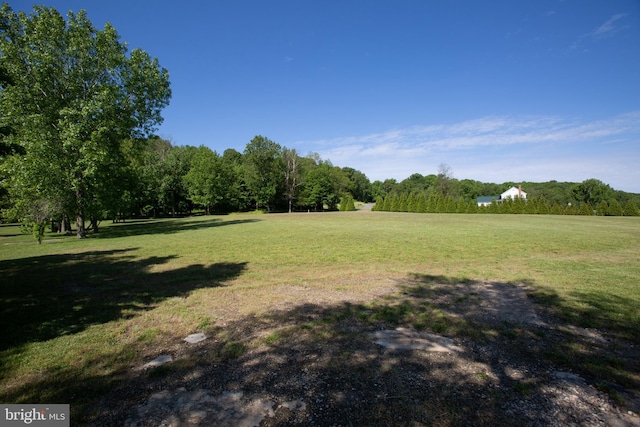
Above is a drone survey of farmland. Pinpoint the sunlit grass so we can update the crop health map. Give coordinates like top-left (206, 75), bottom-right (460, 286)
top-left (1, 212), bottom-right (639, 415)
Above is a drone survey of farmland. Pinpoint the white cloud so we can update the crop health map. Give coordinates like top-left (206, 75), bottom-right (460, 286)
top-left (591, 13), bottom-right (628, 37)
top-left (292, 112), bottom-right (640, 192)
top-left (568, 13), bottom-right (630, 52)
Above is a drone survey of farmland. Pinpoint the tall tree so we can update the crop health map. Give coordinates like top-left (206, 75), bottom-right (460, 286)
top-left (243, 136), bottom-right (283, 211)
top-left (221, 148), bottom-right (248, 212)
top-left (0, 4), bottom-right (171, 238)
top-left (301, 160), bottom-right (349, 211)
top-left (283, 148), bottom-right (301, 213)
top-left (436, 163), bottom-right (459, 197)
top-left (341, 167), bottom-right (372, 202)
top-left (184, 146), bottom-right (235, 214)
top-left (157, 145), bottom-right (190, 216)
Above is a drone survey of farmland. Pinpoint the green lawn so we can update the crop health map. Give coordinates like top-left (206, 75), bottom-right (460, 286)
top-left (1, 211), bottom-right (639, 419)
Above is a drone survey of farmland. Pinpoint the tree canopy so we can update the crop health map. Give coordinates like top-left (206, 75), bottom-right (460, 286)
top-left (0, 5), bottom-right (638, 243)
top-left (0, 4), bottom-right (171, 237)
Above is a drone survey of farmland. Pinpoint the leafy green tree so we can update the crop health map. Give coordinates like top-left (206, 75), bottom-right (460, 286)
top-left (382, 179), bottom-right (399, 196)
top-left (0, 4), bottom-right (171, 237)
top-left (221, 148), bottom-right (249, 212)
top-left (158, 145), bottom-right (191, 216)
top-left (370, 180), bottom-right (386, 200)
top-left (571, 179), bottom-right (613, 208)
top-left (184, 146), bottom-right (225, 214)
top-left (300, 160), bottom-right (347, 211)
top-left (435, 164), bottom-right (459, 198)
top-left (398, 173), bottom-right (428, 195)
top-left (341, 167), bottom-right (372, 202)
top-left (459, 179), bottom-right (482, 201)
top-left (243, 136), bottom-right (283, 211)
top-left (134, 140), bottom-right (190, 217)
top-left (136, 138), bottom-right (171, 217)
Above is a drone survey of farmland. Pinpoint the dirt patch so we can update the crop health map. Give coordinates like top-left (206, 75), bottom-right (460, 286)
top-left (398, 275), bottom-right (546, 327)
top-left (92, 276), bottom-right (639, 426)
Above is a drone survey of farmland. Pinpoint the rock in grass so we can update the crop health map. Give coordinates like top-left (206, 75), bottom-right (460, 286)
top-left (184, 333), bottom-right (207, 344)
top-left (371, 327), bottom-right (464, 353)
top-left (142, 354), bottom-right (172, 369)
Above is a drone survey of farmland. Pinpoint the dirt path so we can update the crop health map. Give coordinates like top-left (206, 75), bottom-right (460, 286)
top-left (96, 277), bottom-right (639, 426)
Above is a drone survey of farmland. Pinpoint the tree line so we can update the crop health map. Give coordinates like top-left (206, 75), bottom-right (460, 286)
top-left (372, 190), bottom-right (639, 216)
top-left (371, 169), bottom-right (640, 216)
top-left (1, 4), bottom-right (639, 244)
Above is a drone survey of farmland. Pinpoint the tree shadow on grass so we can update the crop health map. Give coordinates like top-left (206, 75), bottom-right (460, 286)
top-left (78, 274), bottom-right (636, 425)
top-left (92, 217), bottom-right (261, 239)
top-left (2, 272), bottom-right (638, 425)
top-left (529, 286), bottom-right (640, 407)
top-left (530, 287), bottom-right (640, 343)
top-left (0, 248), bottom-right (247, 353)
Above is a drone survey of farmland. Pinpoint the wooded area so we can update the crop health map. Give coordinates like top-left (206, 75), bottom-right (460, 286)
top-left (1, 5), bottom-right (639, 243)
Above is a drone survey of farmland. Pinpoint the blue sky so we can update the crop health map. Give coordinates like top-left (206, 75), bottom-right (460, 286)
top-left (12, 1), bottom-right (640, 192)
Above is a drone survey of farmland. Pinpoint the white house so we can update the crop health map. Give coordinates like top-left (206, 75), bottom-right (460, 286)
top-left (500, 186), bottom-right (527, 200)
top-left (477, 185), bottom-right (527, 206)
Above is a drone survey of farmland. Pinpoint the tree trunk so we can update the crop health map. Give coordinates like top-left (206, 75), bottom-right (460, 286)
top-left (76, 214), bottom-right (86, 238)
top-left (58, 214), bottom-right (70, 234)
top-left (75, 186), bottom-right (87, 238)
top-left (90, 216), bottom-right (99, 233)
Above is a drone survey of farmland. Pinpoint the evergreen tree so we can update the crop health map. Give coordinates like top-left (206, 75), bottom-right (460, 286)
top-left (426, 193), bottom-right (439, 213)
top-left (578, 203), bottom-right (594, 216)
top-left (417, 193), bottom-right (428, 213)
top-left (382, 195), bottom-right (392, 211)
top-left (596, 200), bottom-right (608, 216)
top-left (389, 194), bottom-right (400, 212)
top-left (623, 200), bottom-right (639, 216)
top-left (407, 192), bottom-right (419, 212)
top-left (345, 195), bottom-right (356, 211)
top-left (607, 199), bottom-right (623, 216)
top-left (372, 196), bottom-right (383, 211)
top-left (398, 193), bottom-right (409, 212)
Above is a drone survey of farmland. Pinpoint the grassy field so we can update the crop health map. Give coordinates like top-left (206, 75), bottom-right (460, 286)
top-left (1, 211), bottom-right (639, 422)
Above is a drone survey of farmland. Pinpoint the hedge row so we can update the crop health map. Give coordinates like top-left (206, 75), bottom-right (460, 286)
top-left (371, 192), bottom-right (640, 216)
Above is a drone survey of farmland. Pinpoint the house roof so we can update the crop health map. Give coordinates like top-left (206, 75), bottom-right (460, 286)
top-left (477, 196), bottom-right (499, 203)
